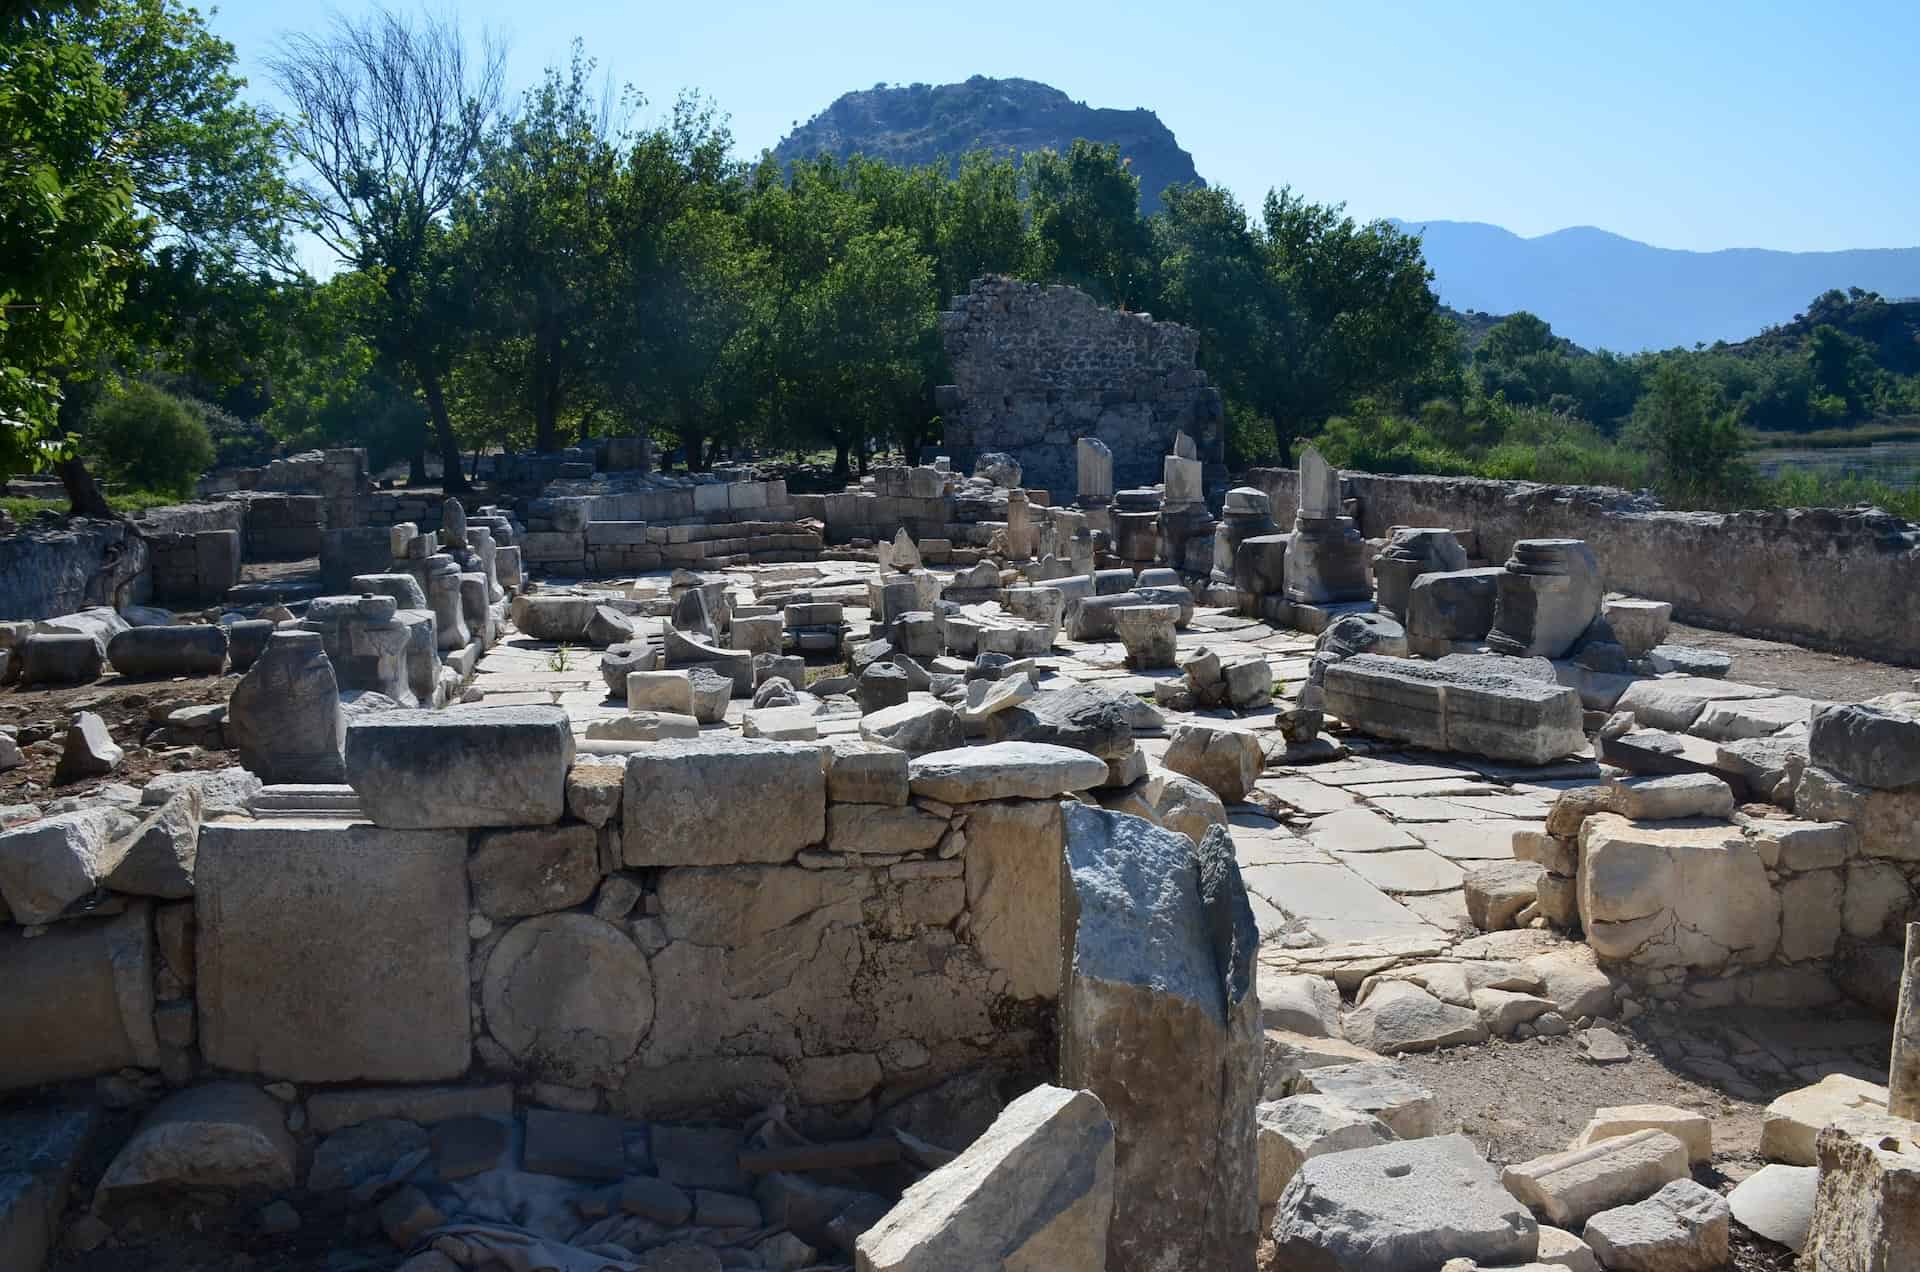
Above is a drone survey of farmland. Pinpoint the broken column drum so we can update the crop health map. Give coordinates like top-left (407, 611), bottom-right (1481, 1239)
top-left (1212, 487), bottom-right (1277, 586)
top-left (226, 629), bottom-right (347, 783)
top-left (1486, 538), bottom-right (1603, 659)
top-left (1372, 527), bottom-right (1469, 621)
top-left (1077, 436), bottom-right (1115, 507)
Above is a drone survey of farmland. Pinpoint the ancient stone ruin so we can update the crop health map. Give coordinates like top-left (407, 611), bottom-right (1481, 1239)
top-left (4, 296), bottom-right (1920, 1272)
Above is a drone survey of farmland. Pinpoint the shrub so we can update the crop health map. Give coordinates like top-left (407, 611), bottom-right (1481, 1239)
top-left (84, 380), bottom-right (215, 496)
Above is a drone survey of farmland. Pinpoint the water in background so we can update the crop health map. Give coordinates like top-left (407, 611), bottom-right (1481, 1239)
top-left (1745, 439), bottom-right (1920, 490)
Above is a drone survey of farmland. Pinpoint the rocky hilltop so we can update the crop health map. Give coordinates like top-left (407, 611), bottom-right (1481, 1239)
top-left (770, 75), bottom-right (1203, 214)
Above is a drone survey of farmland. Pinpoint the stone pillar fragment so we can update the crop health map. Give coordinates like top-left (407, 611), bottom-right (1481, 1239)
top-left (1373, 527), bottom-right (1469, 621)
top-left (1061, 807), bottom-right (1259, 1272)
top-left (425, 555), bottom-right (470, 652)
top-left (1077, 436), bottom-right (1114, 507)
top-left (226, 630), bottom-right (346, 784)
top-left (1486, 539), bottom-right (1603, 659)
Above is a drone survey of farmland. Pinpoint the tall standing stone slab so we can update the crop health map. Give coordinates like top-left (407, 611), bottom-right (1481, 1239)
top-left (1076, 437), bottom-right (1114, 507)
top-left (1286, 446), bottom-right (1369, 605)
top-left (344, 706), bottom-right (573, 828)
top-left (1061, 807), bottom-right (1260, 1272)
top-left (196, 821), bottom-right (469, 1082)
top-left (226, 630), bottom-right (346, 784)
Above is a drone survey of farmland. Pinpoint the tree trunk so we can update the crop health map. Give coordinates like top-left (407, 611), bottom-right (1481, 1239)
top-left (409, 447), bottom-right (428, 486)
top-left (417, 361), bottom-right (470, 493)
top-left (58, 456), bottom-right (118, 519)
top-left (681, 428), bottom-right (705, 473)
top-left (832, 439), bottom-right (850, 483)
top-left (532, 326), bottom-right (562, 453)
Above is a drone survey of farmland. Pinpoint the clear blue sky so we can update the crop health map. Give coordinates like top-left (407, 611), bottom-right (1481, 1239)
top-left (205, 0), bottom-right (1918, 255)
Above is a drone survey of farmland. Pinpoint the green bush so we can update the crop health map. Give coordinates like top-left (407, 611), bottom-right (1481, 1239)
top-left (84, 380), bottom-right (216, 496)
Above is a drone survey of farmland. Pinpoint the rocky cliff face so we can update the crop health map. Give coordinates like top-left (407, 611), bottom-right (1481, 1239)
top-left (771, 76), bottom-right (1203, 214)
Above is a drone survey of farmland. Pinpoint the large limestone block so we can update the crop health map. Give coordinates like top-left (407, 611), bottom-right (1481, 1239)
top-left (1256, 1095), bottom-right (1396, 1206)
top-left (1615, 676), bottom-right (1778, 732)
top-left (859, 700), bottom-right (964, 756)
top-left (1061, 810), bottom-right (1260, 1272)
top-left (1270, 1134), bottom-right (1539, 1272)
top-left (511, 594), bottom-right (596, 641)
top-left (1582, 1178), bottom-right (1728, 1272)
top-left (1810, 701), bottom-right (1920, 791)
top-left (345, 706), bottom-right (573, 828)
top-left (0, 905), bottom-right (159, 1089)
top-left (1322, 653), bottom-right (1583, 765)
top-left (1502, 1128), bottom-right (1690, 1228)
top-left (1291, 1060), bottom-right (1441, 1138)
top-left (482, 913), bottom-right (653, 1085)
top-left (623, 738), bottom-right (824, 867)
top-left (105, 788), bottom-right (202, 898)
top-left (827, 802), bottom-right (948, 855)
top-left (1802, 1110), bottom-right (1920, 1272)
top-left (1728, 1163), bottom-right (1817, 1254)
top-left (1573, 1104), bottom-right (1712, 1164)
top-left (469, 823), bottom-right (600, 918)
top-left (1760, 1073), bottom-right (1889, 1166)
top-left (107, 624), bottom-right (228, 677)
top-left (1344, 979), bottom-right (1488, 1054)
top-left (1145, 770), bottom-right (1229, 845)
top-left (196, 821), bottom-right (469, 1082)
top-left (0, 805), bottom-right (137, 924)
top-left (824, 738), bottom-right (910, 805)
top-left (94, 1083), bottom-right (297, 1207)
top-left (989, 683), bottom-right (1135, 760)
top-left (907, 742), bottom-right (1108, 803)
top-left (855, 1084), bottom-right (1114, 1272)
top-left (1579, 813), bottom-right (1780, 972)
top-left (1162, 723), bottom-right (1264, 804)
top-left (963, 798), bottom-right (1064, 1001)
top-left (1486, 539), bottom-right (1602, 660)
top-left (1258, 972), bottom-right (1344, 1039)
top-left (1797, 765), bottom-right (1920, 861)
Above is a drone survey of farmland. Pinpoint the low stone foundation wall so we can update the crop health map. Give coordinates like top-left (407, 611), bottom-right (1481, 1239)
top-left (0, 728), bottom-right (1061, 1125)
top-left (0, 519), bottom-right (150, 620)
top-left (1250, 468), bottom-right (1920, 665)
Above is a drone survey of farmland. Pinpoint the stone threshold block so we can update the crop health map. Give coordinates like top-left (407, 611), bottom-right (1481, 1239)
top-left (1321, 653), bottom-right (1585, 765)
top-left (196, 821), bottom-right (469, 1083)
top-left (344, 705), bottom-right (573, 828)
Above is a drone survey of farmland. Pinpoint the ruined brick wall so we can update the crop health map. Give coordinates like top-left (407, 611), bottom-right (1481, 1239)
top-left (937, 277), bottom-right (1223, 496)
top-left (1250, 467), bottom-right (1920, 667)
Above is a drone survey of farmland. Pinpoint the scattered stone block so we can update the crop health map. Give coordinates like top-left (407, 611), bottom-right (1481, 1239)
top-left (345, 706), bottom-right (573, 828)
top-left (1465, 860), bottom-right (1540, 931)
top-left (859, 700), bottom-right (964, 756)
top-left (907, 741), bottom-right (1107, 803)
top-left (1256, 1095), bottom-right (1396, 1206)
top-left (1761, 1073), bottom-right (1888, 1166)
top-left (53, 710), bottom-right (123, 784)
top-left (1602, 599), bottom-right (1671, 659)
top-left (1802, 1109), bottom-right (1920, 1271)
top-left (1258, 972), bottom-right (1344, 1039)
top-left (94, 1083), bottom-right (296, 1207)
top-left (1162, 722), bottom-right (1264, 803)
top-left (1291, 1060), bottom-right (1441, 1138)
top-left (468, 824), bottom-right (600, 918)
top-left (1573, 1105), bottom-right (1712, 1165)
top-left (105, 788), bottom-right (201, 898)
top-left (196, 822), bottom-right (469, 1082)
top-left (1502, 1128), bottom-right (1690, 1228)
top-left (989, 683), bottom-right (1135, 760)
top-left (1605, 773), bottom-right (1735, 821)
top-left (523, 1108), bottom-right (626, 1179)
top-left (17, 632), bottom-right (103, 685)
top-left (1322, 653), bottom-right (1585, 765)
top-left (0, 806), bottom-right (136, 925)
top-left (1344, 979), bottom-right (1489, 1054)
top-left (1270, 1134), bottom-right (1539, 1272)
top-left (856, 1085), bottom-right (1115, 1272)
top-left (107, 625), bottom-right (228, 677)
top-left (1810, 701), bottom-right (1920, 791)
top-left (1615, 676), bottom-right (1777, 732)
top-left (1582, 1179), bottom-right (1728, 1272)
top-left (1727, 1163), bottom-right (1816, 1253)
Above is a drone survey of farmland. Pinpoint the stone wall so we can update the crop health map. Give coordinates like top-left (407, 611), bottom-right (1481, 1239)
top-left (936, 277), bottom-right (1223, 495)
top-left (0, 733), bottom-right (1062, 1123)
top-left (1250, 467), bottom-right (1920, 666)
top-left (0, 519), bottom-right (150, 620)
top-left (196, 448), bottom-right (369, 529)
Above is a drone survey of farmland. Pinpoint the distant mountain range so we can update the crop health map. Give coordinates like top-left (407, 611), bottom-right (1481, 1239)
top-left (769, 76), bottom-right (1202, 214)
top-left (1393, 220), bottom-right (1920, 353)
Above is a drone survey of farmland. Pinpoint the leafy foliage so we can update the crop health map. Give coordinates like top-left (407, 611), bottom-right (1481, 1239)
top-left (83, 377), bottom-right (213, 494)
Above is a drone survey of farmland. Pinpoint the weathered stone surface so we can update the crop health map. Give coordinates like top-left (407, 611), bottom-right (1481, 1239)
top-left (907, 742), bottom-right (1108, 803)
top-left (1255, 1095), bottom-right (1396, 1206)
top-left (1605, 773), bottom-right (1735, 821)
top-left (624, 738), bottom-right (824, 866)
top-left (584, 711), bottom-right (699, 742)
top-left (306, 1085), bottom-right (512, 1135)
top-left (1573, 1105), bottom-right (1712, 1164)
top-left (104, 788), bottom-right (201, 898)
top-left (855, 1084), bottom-right (1114, 1272)
top-left (1061, 810), bottom-right (1259, 1272)
top-left (989, 683), bottom-right (1135, 760)
top-left (1802, 1109), bottom-right (1920, 1272)
top-left (197, 822), bottom-right (469, 1082)
top-left (1322, 653), bottom-right (1585, 765)
top-left (1465, 860), bottom-right (1540, 931)
top-left (307, 1118), bottom-right (429, 1191)
top-left (1258, 972), bottom-right (1344, 1038)
top-left (345, 706), bottom-right (573, 828)
top-left (1526, 946), bottom-right (1617, 1019)
top-left (963, 798), bottom-right (1064, 1001)
top-left (825, 738), bottom-right (910, 806)
top-left (859, 700), bottom-right (964, 756)
top-left (469, 823), bottom-right (600, 918)
top-left (0, 1106), bottom-right (95, 1270)
top-left (1406, 567), bottom-right (1505, 654)
top-left (858, 662), bottom-right (913, 714)
top-left (1615, 676), bottom-right (1777, 732)
top-left (54, 710), bottom-right (123, 784)
top-left (1693, 694), bottom-right (1819, 742)
top-left (107, 624), bottom-right (228, 677)
top-left (483, 913), bottom-right (652, 1085)
top-left (1163, 723), bottom-right (1263, 803)
top-left (565, 758), bottom-right (624, 827)
top-left (1582, 1178), bottom-right (1728, 1272)
top-left (1502, 1128), bottom-right (1690, 1228)
top-left (1727, 1163), bottom-right (1816, 1253)
top-left (0, 806), bottom-right (136, 924)
top-left (1760, 1073), bottom-right (1889, 1166)
top-left (1291, 1060), bottom-right (1441, 1138)
top-left (1270, 1134), bottom-right (1538, 1272)
top-left (0, 905), bottom-right (159, 1089)
top-left (226, 631), bottom-right (345, 785)
top-left (1145, 771), bottom-right (1228, 845)
top-left (1486, 539), bottom-right (1603, 660)
top-left (1579, 813), bottom-right (1779, 973)
top-left (1810, 701), bottom-right (1920, 791)
top-left (512, 594), bottom-right (597, 641)
top-left (95, 1083), bottom-right (296, 1206)
top-left (1344, 979), bottom-right (1489, 1054)
top-left (828, 803), bottom-right (947, 855)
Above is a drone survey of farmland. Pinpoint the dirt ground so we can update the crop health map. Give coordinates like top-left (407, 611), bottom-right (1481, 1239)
top-left (1668, 618), bottom-right (1916, 702)
top-left (1, 674), bottom-right (239, 804)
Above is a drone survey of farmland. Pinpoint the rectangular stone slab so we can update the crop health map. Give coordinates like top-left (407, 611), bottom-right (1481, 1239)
top-left (196, 821), bottom-right (469, 1083)
top-left (623, 738), bottom-right (825, 867)
top-left (344, 705), bottom-right (573, 828)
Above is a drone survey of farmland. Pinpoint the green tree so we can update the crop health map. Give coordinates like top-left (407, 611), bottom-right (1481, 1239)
top-left (935, 151), bottom-right (1028, 299)
top-left (83, 377), bottom-right (213, 494)
top-left (1025, 140), bottom-right (1154, 308)
top-left (1258, 187), bottom-right (1443, 461)
top-left (1806, 323), bottom-right (1876, 419)
top-left (1626, 359), bottom-right (1748, 499)
top-left (270, 6), bottom-right (506, 490)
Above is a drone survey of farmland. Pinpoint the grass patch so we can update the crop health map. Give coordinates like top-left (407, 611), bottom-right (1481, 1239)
top-left (1742, 418), bottom-right (1920, 449)
top-left (2, 487), bottom-right (198, 522)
